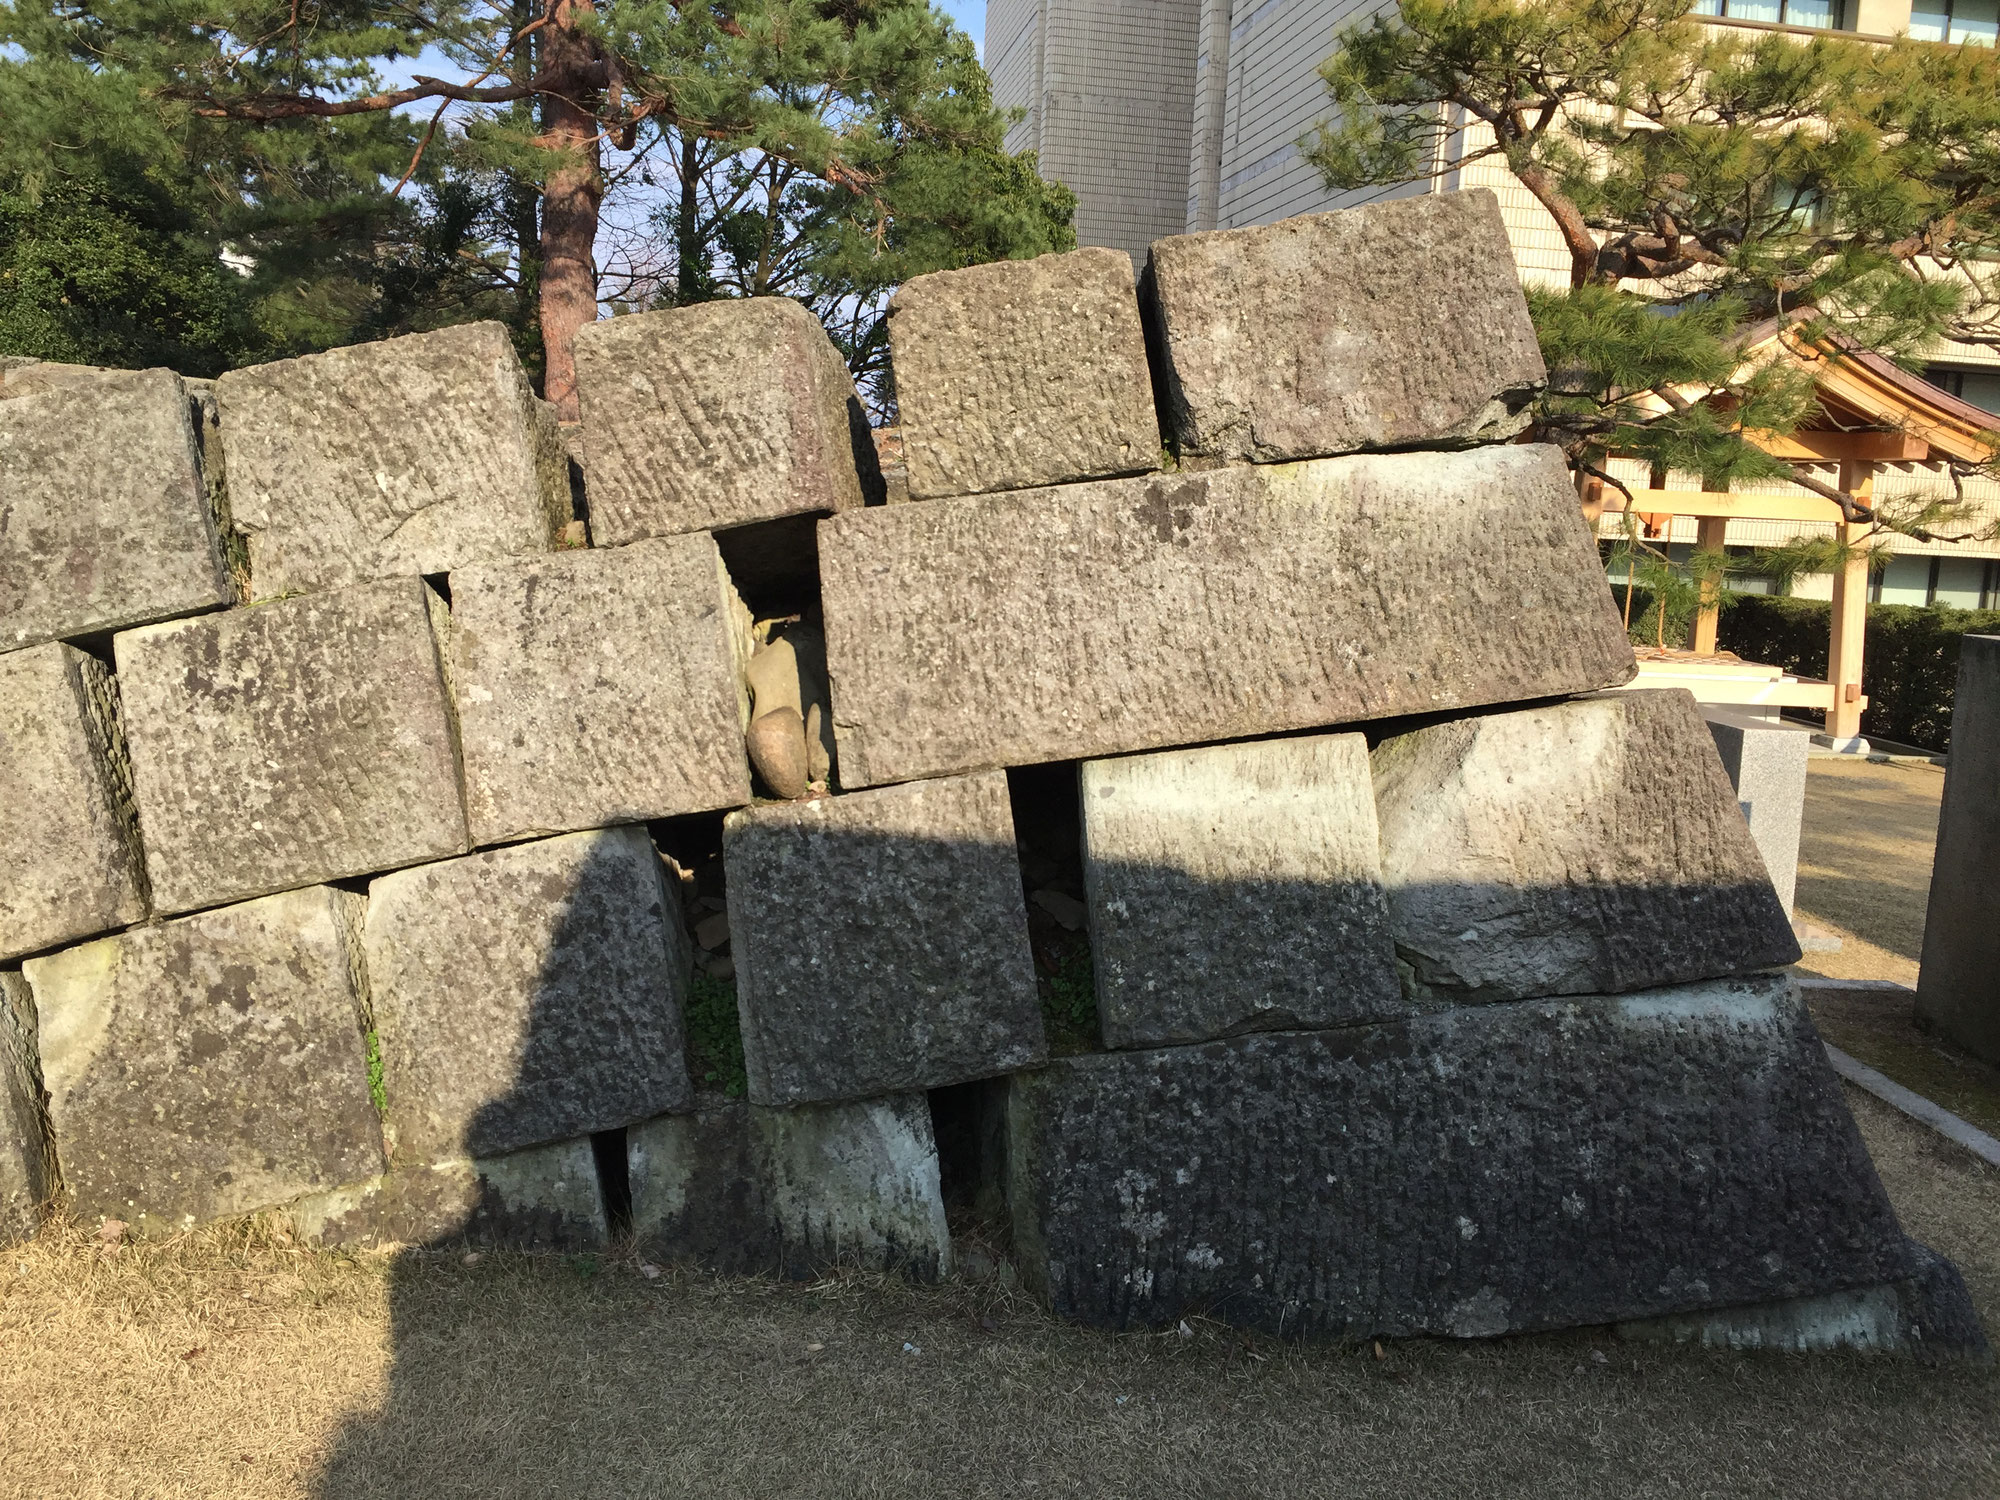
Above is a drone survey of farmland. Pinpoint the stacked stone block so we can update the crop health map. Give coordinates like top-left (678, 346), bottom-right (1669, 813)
top-left (0, 190), bottom-right (1980, 1357)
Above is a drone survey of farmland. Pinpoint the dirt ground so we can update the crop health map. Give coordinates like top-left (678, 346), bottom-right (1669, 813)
top-left (1, 1082), bottom-right (1995, 1500)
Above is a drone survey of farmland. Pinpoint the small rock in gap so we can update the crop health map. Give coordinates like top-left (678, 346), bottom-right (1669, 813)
top-left (747, 708), bottom-right (811, 799)
top-left (703, 954), bottom-right (735, 982)
top-left (693, 911), bottom-right (731, 952)
top-left (1031, 889), bottom-right (1088, 931)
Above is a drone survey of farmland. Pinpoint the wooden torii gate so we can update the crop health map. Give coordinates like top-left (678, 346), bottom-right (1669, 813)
top-left (1585, 323), bottom-right (1999, 747)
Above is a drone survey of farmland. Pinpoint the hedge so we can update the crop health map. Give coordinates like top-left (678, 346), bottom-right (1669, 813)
top-left (1714, 595), bottom-right (2000, 752)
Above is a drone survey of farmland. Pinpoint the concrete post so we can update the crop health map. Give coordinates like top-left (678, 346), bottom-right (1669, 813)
top-left (1917, 634), bottom-right (2000, 1065)
top-left (1701, 705), bottom-right (1813, 916)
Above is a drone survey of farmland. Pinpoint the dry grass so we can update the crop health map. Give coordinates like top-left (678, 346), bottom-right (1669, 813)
top-left (1795, 758), bottom-right (1947, 967)
top-left (2, 1085), bottom-right (1996, 1500)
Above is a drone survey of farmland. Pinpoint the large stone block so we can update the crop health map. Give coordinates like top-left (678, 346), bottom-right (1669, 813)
top-left (1701, 706), bottom-right (1812, 914)
top-left (1, 973), bottom-right (52, 1242)
top-left (0, 369), bottom-right (232, 651)
top-left (1919, 634), bottom-right (2000, 1064)
top-left (575, 299), bottom-right (867, 544)
top-left (1144, 190), bottom-right (1545, 463)
top-left (628, 1094), bottom-right (951, 1278)
top-left (888, 247), bottom-right (1160, 500)
top-left (725, 772), bottom-right (1046, 1105)
top-left (1372, 691), bottom-right (1800, 1003)
top-left (1080, 734), bottom-right (1403, 1048)
top-left (289, 1137), bottom-right (607, 1250)
top-left (820, 445), bottom-right (1635, 788)
top-left (23, 887), bottom-right (384, 1230)
top-left (1006, 974), bottom-right (1922, 1337)
top-left (0, 643), bottom-right (147, 961)
top-left (116, 577), bottom-right (469, 916)
top-left (216, 322), bottom-right (570, 598)
top-left (450, 535), bottom-right (754, 847)
top-left (363, 827), bottom-right (694, 1162)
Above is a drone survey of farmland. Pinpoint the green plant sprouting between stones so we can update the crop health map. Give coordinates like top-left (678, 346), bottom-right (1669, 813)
top-left (1040, 949), bottom-right (1099, 1056)
top-left (685, 973), bottom-right (748, 1098)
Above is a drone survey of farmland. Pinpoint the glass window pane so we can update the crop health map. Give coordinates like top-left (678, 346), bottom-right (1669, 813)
top-left (1875, 555), bottom-right (1933, 607)
top-left (1733, 0), bottom-right (1782, 19)
top-left (1909, 0), bottom-right (1950, 39)
top-left (1949, 0), bottom-right (1998, 44)
top-left (1692, 0), bottom-right (1724, 13)
top-left (1785, 0), bottom-right (1837, 27)
top-left (1933, 559), bottom-right (1988, 610)
top-left (1959, 370), bottom-right (2000, 415)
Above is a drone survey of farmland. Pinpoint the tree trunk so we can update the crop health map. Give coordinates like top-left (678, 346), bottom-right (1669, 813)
top-left (507, 0), bottom-right (541, 373)
top-left (1514, 163), bottom-right (1600, 288)
top-left (675, 131), bottom-right (710, 306)
top-left (537, 0), bottom-right (603, 420)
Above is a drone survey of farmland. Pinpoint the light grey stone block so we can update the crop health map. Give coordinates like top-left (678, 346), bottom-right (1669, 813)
top-left (1144, 189), bottom-right (1545, 463)
top-left (1919, 635), bottom-right (2000, 1065)
top-left (820, 444), bottom-right (1635, 789)
top-left (363, 827), bottom-right (694, 1163)
top-left (1006, 974), bottom-right (1922, 1337)
top-left (116, 576), bottom-right (469, 915)
top-left (23, 886), bottom-right (384, 1231)
top-left (289, 1137), bottom-right (607, 1250)
top-left (450, 535), bottom-right (754, 847)
top-left (216, 322), bottom-right (570, 598)
top-left (1080, 734), bottom-right (1403, 1048)
top-left (1, 973), bottom-right (52, 1242)
top-left (575, 299), bottom-right (867, 545)
top-left (1702, 706), bottom-right (1812, 914)
top-left (0, 643), bottom-right (147, 961)
top-left (725, 772), bottom-right (1046, 1106)
top-left (889, 247), bottom-right (1160, 500)
top-left (628, 1094), bottom-right (951, 1277)
top-left (1372, 690), bottom-right (1800, 1004)
top-left (0, 369), bottom-right (231, 651)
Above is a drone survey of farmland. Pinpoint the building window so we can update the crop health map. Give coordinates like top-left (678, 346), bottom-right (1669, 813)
top-left (1910, 0), bottom-right (1999, 44)
top-left (1922, 363), bottom-right (2000, 416)
top-left (1693, 0), bottom-right (1846, 29)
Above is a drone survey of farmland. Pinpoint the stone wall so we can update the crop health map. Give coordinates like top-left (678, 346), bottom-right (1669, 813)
top-left (0, 189), bottom-right (1984, 1354)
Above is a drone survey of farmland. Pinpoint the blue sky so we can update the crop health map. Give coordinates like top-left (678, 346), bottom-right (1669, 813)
top-left (939, 1), bottom-right (987, 55)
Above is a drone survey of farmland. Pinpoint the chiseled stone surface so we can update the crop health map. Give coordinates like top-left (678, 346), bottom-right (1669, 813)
top-left (1919, 634), bottom-right (2000, 1065)
top-left (24, 887), bottom-right (384, 1231)
top-left (290, 1137), bottom-right (607, 1250)
top-left (576, 298), bottom-right (867, 544)
top-left (363, 827), bottom-right (694, 1163)
top-left (450, 535), bottom-right (753, 847)
top-left (217, 321), bottom-right (570, 598)
top-left (1080, 734), bottom-right (1404, 1048)
top-left (117, 577), bottom-right (469, 916)
top-left (628, 1094), bottom-right (950, 1278)
top-left (889, 247), bottom-right (1160, 500)
top-left (820, 445), bottom-right (1634, 788)
top-left (0, 369), bottom-right (231, 651)
top-left (1006, 974), bottom-right (1919, 1336)
top-left (0, 643), bottom-right (148, 961)
top-left (1702, 705), bottom-right (1812, 914)
top-left (1145, 189), bottom-right (1545, 463)
top-left (1372, 690), bottom-right (1800, 1004)
top-left (725, 772), bottom-right (1046, 1106)
top-left (1, 973), bottom-right (51, 1242)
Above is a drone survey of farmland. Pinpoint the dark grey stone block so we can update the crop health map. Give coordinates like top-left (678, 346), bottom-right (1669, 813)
top-left (0, 642), bottom-right (148, 961)
top-left (1144, 189), bottom-right (1545, 463)
top-left (363, 826), bottom-right (694, 1162)
top-left (290, 1137), bottom-right (608, 1250)
top-left (819, 445), bottom-right (1635, 788)
top-left (1919, 635), bottom-right (2000, 1064)
top-left (1373, 690), bottom-right (1800, 1003)
top-left (1080, 734), bottom-right (1405, 1048)
top-left (24, 886), bottom-right (385, 1231)
top-left (1006, 974), bottom-right (1919, 1337)
top-left (116, 576), bottom-right (470, 916)
top-left (0, 369), bottom-right (232, 651)
top-left (0, 973), bottom-right (52, 1242)
top-left (725, 771), bottom-right (1046, 1106)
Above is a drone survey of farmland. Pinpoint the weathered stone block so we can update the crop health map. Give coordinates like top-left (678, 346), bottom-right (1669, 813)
top-left (725, 772), bottom-right (1046, 1105)
top-left (363, 827), bottom-right (694, 1162)
top-left (23, 887), bottom-right (384, 1230)
top-left (0, 643), bottom-right (148, 961)
top-left (575, 299), bottom-right (867, 544)
top-left (450, 535), bottom-right (753, 847)
top-left (1144, 189), bottom-right (1545, 463)
top-left (1080, 734), bottom-right (1403, 1048)
top-left (889, 247), bottom-right (1160, 500)
top-left (1919, 635), bottom-right (2000, 1065)
top-left (216, 322), bottom-right (570, 598)
top-left (1006, 974), bottom-right (1920, 1336)
top-left (0, 369), bottom-right (231, 651)
top-left (1372, 690), bottom-right (1800, 1003)
top-left (290, 1137), bottom-right (607, 1250)
top-left (820, 445), bottom-right (1635, 788)
top-left (1702, 706), bottom-right (1812, 914)
top-left (117, 577), bottom-right (467, 915)
top-left (1, 973), bottom-right (52, 1242)
top-left (628, 1094), bottom-right (949, 1277)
